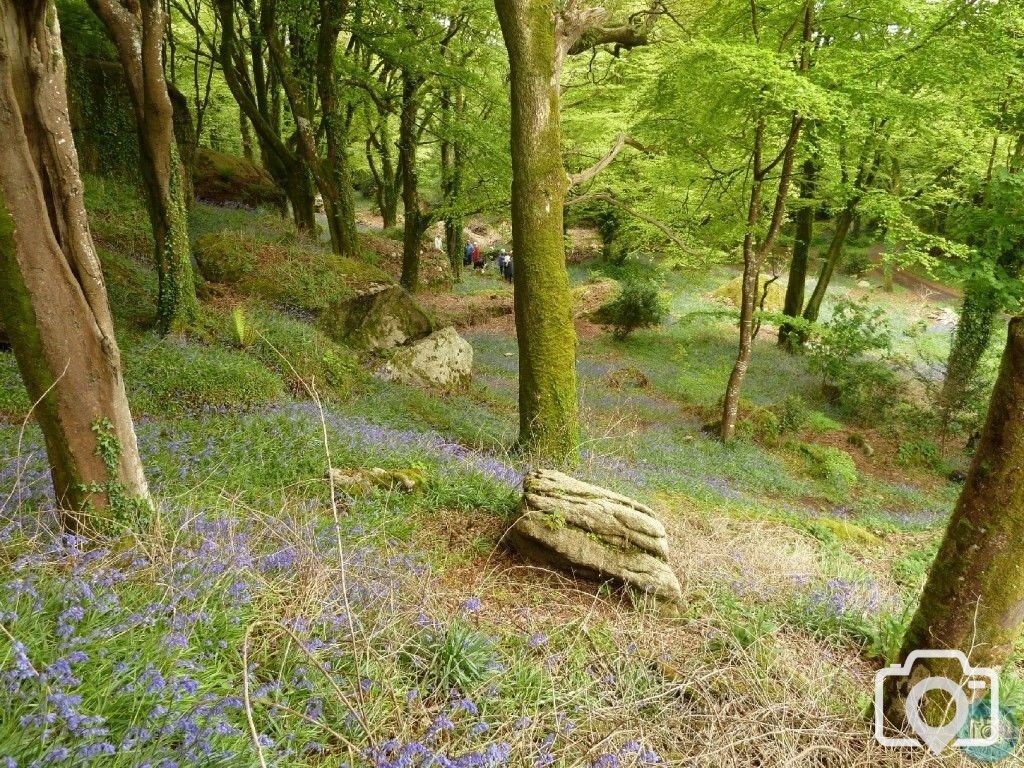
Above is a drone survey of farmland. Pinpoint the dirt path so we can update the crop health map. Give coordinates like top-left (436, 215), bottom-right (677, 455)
top-left (868, 244), bottom-right (962, 301)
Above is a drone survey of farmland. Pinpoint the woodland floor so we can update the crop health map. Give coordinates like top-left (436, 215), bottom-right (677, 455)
top-left (0, 185), bottom-right (1013, 767)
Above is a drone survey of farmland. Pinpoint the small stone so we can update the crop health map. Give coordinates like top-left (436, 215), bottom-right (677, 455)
top-left (857, 279), bottom-right (872, 289)
top-left (326, 467), bottom-right (424, 498)
top-left (506, 469), bottom-right (683, 604)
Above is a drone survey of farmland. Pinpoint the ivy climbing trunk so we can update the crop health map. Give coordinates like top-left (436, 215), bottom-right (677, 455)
top-left (0, 0), bottom-right (151, 530)
top-left (940, 250), bottom-right (1024, 418)
top-left (495, 0), bottom-right (580, 462)
top-left (88, 0), bottom-right (199, 336)
top-left (884, 316), bottom-right (1024, 725)
top-left (779, 157), bottom-right (816, 347)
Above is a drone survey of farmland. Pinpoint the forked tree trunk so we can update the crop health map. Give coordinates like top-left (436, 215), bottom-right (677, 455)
top-left (884, 316), bottom-right (1024, 724)
top-left (87, 0), bottom-right (199, 336)
top-left (719, 0), bottom-right (810, 442)
top-left (0, 0), bottom-right (150, 530)
top-left (495, 0), bottom-right (580, 462)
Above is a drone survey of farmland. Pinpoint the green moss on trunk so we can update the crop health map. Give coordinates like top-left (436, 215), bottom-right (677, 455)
top-left (496, 0), bottom-right (580, 463)
top-left (884, 316), bottom-right (1024, 722)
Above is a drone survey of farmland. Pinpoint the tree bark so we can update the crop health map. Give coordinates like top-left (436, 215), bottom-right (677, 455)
top-left (779, 156), bottom-right (816, 347)
top-left (88, 0), bottom-right (199, 336)
top-left (0, 0), bottom-right (151, 530)
top-left (400, 66), bottom-right (424, 291)
top-left (314, 0), bottom-right (358, 258)
top-left (495, 0), bottom-right (580, 463)
top-left (440, 83), bottom-right (465, 282)
top-left (884, 316), bottom-right (1024, 725)
top-left (719, 0), bottom-right (810, 442)
top-left (802, 205), bottom-right (853, 322)
top-left (215, 0), bottom-right (316, 233)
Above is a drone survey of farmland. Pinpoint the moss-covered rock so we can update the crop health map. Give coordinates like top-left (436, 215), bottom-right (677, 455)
top-left (193, 148), bottom-right (286, 210)
top-left (192, 229), bottom-right (431, 352)
top-left (320, 285), bottom-right (433, 352)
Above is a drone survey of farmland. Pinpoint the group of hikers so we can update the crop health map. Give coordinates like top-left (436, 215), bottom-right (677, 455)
top-left (463, 240), bottom-right (514, 283)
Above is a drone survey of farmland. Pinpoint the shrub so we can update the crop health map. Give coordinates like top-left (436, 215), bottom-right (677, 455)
top-left (808, 298), bottom-right (900, 423)
top-left (798, 443), bottom-right (858, 490)
top-left (593, 278), bottom-right (668, 340)
top-left (840, 246), bottom-right (873, 276)
top-left (247, 309), bottom-right (363, 399)
top-left (896, 439), bottom-right (945, 472)
top-left (736, 405), bottom-right (781, 445)
top-left (776, 394), bottom-right (809, 433)
top-left (194, 231), bottom-right (259, 284)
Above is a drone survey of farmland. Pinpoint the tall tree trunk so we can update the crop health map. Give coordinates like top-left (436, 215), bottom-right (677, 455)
top-left (440, 84), bottom-right (465, 282)
top-left (316, 0), bottom-right (358, 258)
top-left (779, 157), bottom-right (816, 347)
top-left (400, 67), bottom-right (424, 291)
top-left (0, 0), bottom-right (151, 530)
top-left (495, 0), bottom-right (580, 462)
top-left (216, 0), bottom-right (315, 234)
top-left (884, 316), bottom-right (1024, 725)
top-left (719, 0), bottom-right (810, 442)
top-left (721, 149), bottom-right (765, 444)
top-left (88, 0), bottom-right (199, 336)
top-left (367, 122), bottom-right (401, 229)
top-left (802, 206), bottom-right (853, 323)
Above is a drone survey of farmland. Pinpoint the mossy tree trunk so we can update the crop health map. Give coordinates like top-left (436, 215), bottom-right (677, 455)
top-left (802, 205), bottom-right (853, 322)
top-left (88, 0), bottom-right (199, 336)
top-left (0, 0), bottom-right (151, 530)
top-left (441, 83), bottom-right (465, 282)
top-left (315, 0), bottom-right (358, 259)
top-left (215, 0), bottom-right (316, 234)
top-left (779, 156), bottom-right (816, 348)
top-left (495, 0), bottom-right (580, 462)
top-left (884, 316), bottom-right (1024, 723)
top-left (262, 0), bottom-right (357, 258)
top-left (400, 66), bottom-right (426, 291)
top-left (87, 1), bottom-right (195, 332)
top-left (369, 124), bottom-right (401, 229)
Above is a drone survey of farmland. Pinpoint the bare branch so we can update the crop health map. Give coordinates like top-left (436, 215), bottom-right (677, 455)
top-left (567, 133), bottom-right (654, 189)
top-left (566, 192), bottom-right (700, 257)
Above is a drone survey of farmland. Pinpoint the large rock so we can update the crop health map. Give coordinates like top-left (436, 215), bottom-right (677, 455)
top-left (320, 284), bottom-right (433, 352)
top-left (507, 469), bottom-right (683, 604)
top-left (384, 327), bottom-right (473, 389)
top-left (193, 147), bottom-right (286, 210)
